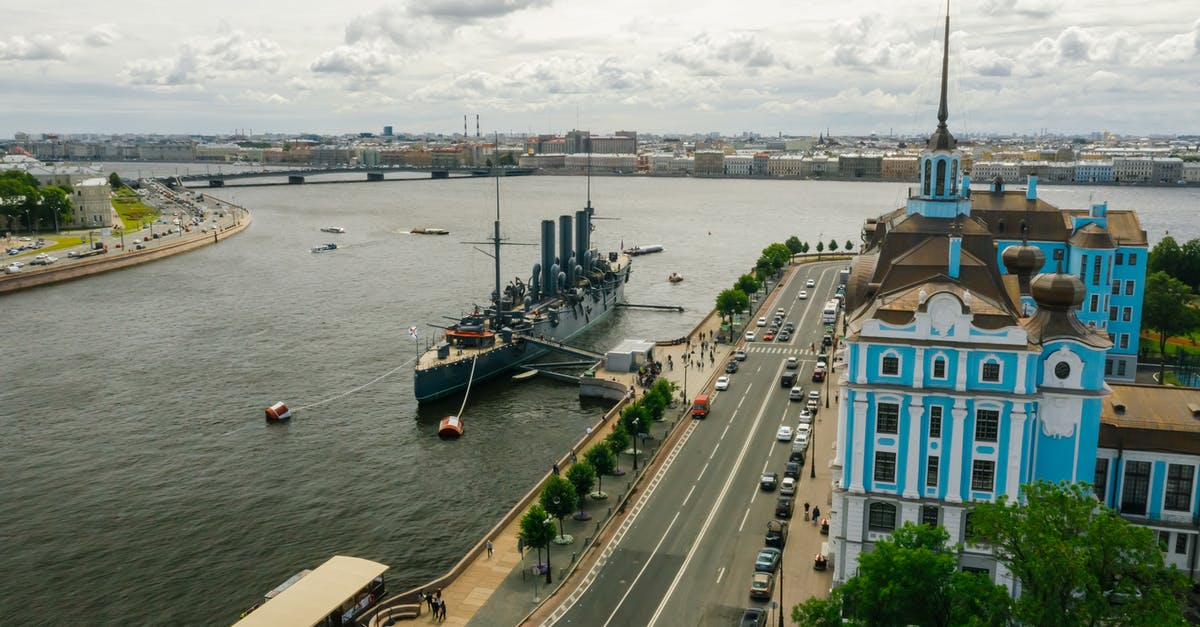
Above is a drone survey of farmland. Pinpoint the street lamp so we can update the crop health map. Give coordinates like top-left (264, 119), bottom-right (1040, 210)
top-left (632, 417), bottom-right (640, 471)
top-left (777, 541), bottom-right (785, 627)
top-left (544, 513), bottom-right (554, 585)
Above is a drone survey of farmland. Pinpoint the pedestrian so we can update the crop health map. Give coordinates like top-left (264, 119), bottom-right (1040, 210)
top-left (570, 450), bottom-right (577, 464)
top-left (487, 539), bottom-right (494, 558)
top-left (803, 501), bottom-right (811, 521)
top-left (812, 505), bottom-right (821, 525)
top-left (418, 590), bottom-right (427, 616)
top-left (441, 597), bottom-right (448, 621)
top-left (552, 462), bottom-right (559, 476)
top-left (427, 590), bottom-right (437, 614)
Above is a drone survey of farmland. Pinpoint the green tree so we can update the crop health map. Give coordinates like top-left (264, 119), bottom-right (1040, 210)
top-left (584, 443), bottom-right (616, 496)
top-left (972, 480), bottom-right (1189, 627)
top-left (108, 172), bottom-right (125, 190)
top-left (785, 235), bottom-right (803, 254)
top-left (38, 186), bottom-right (72, 231)
top-left (606, 421), bottom-right (631, 460)
top-left (1148, 236), bottom-right (1184, 281)
top-left (565, 461), bottom-right (595, 517)
top-left (499, 151), bottom-right (517, 166)
top-left (792, 587), bottom-right (847, 627)
top-left (717, 288), bottom-right (749, 343)
top-left (763, 242), bottom-right (791, 270)
top-left (1180, 239), bottom-right (1200, 293)
top-left (0, 170), bottom-right (40, 232)
top-left (519, 503), bottom-right (555, 566)
top-left (845, 239), bottom-right (854, 251)
top-left (800, 242), bottom-right (809, 254)
top-left (648, 377), bottom-right (675, 417)
top-left (755, 255), bottom-right (774, 284)
top-left (735, 273), bottom-right (759, 296)
top-left (829, 239), bottom-right (839, 252)
top-left (816, 240), bottom-right (825, 258)
top-left (640, 385), bottom-right (667, 422)
top-left (1143, 271), bottom-right (1198, 380)
top-left (539, 474), bottom-right (578, 540)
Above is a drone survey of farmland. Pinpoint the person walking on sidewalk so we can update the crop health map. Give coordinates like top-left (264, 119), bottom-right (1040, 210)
top-left (812, 505), bottom-right (821, 526)
top-left (803, 501), bottom-right (811, 521)
top-left (486, 539), bottom-right (494, 558)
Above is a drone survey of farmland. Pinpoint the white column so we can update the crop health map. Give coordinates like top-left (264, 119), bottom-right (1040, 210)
top-left (851, 399), bottom-right (868, 493)
top-left (904, 398), bottom-right (923, 499)
top-left (955, 348), bottom-right (968, 391)
top-left (913, 346), bottom-right (925, 388)
top-left (1006, 407), bottom-right (1027, 497)
top-left (1014, 353), bottom-right (1028, 395)
top-left (947, 400), bottom-right (968, 503)
top-left (900, 500), bottom-right (921, 526)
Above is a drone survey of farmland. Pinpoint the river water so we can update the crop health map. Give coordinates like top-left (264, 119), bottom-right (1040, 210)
top-left (1, 167), bottom-right (1196, 624)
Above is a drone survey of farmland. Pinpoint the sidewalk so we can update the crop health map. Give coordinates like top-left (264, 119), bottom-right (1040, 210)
top-left (369, 268), bottom-right (802, 627)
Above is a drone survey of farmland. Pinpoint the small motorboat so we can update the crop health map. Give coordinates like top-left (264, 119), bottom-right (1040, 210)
top-left (668, 272), bottom-right (684, 283)
top-left (623, 244), bottom-right (663, 256)
top-left (310, 243), bottom-right (338, 253)
top-left (320, 226), bottom-right (346, 234)
top-left (411, 228), bottom-right (449, 235)
top-left (438, 416), bottom-right (464, 439)
top-left (265, 402), bottom-right (292, 422)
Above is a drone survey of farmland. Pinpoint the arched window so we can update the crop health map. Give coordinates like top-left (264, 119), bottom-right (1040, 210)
top-left (936, 159), bottom-right (947, 196)
top-left (922, 160), bottom-right (931, 196)
top-left (950, 161), bottom-right (958, 195)
top-left (868, 502), bottom-right (897, 531)
top-left (932, 356), bottom-right (947, 379)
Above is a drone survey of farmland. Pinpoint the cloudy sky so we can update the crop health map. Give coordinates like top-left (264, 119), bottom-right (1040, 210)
top-left (2, 0), bottom-right (1197, 138)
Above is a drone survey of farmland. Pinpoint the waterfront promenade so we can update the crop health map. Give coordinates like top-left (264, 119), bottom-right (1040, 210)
top-left (367, 258), bottom-right (845, 626)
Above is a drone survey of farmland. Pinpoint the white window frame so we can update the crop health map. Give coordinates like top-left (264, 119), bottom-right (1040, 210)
top-left (979, 354), bottom-right (1003, 383)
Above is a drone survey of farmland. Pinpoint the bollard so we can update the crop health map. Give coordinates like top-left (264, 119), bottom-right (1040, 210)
top-left (571, 551), bottom-right (577, 564)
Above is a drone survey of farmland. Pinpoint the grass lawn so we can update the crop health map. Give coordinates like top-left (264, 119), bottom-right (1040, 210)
top-left (111, 188), bottom-right (160, 230)
top-left (1140, 335), bottom-right (1200, 359)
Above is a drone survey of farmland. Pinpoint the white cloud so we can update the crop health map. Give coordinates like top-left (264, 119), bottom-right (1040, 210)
top-left (410, 0), bottom-right (553, 21)
top-left (236, 90), bottom-right (290, 105)
top-left (119, 31), bottom-right (287, 90)
top-left (0, 35), bottom-right (68, 61)
top-left (85, 25), bottom-right (116, 48)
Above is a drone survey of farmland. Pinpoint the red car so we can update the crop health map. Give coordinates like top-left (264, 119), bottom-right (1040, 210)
top-left (763, 331), bottom-right (775, 341)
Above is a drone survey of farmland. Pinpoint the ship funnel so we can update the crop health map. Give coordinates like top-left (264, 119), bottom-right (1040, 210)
top-left (541, 220), bottom-right (555, 298)
top-left (530, 263), bottom-right (541, 302)
top-left (559, 215), bottom-right (573, 291)
top-left (575, 209), bottom-right (589, 265)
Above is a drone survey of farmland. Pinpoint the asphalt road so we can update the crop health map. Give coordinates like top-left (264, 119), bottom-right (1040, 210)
top-left (550, 261), bottom-right (844, 626)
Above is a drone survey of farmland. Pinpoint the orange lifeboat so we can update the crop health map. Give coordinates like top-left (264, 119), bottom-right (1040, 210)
top-left (265, 402), bottom-right (292, 422)
top-left (438, 416), bottom-right (464, 439)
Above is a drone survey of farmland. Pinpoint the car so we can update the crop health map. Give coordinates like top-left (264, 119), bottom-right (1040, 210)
top-left (739, 608), bottom-right (767, 627)
top-left (778, 330), bottom-right (791, 342)
top-left (733, 349), bottom-right (747, 361)
top-left (776, 308), bottom-right (785, 318)
top-left (822, 333), bottom-right (834, 347)
top-left (809, 390), bottom-right (821, 402)
top-left (784, 322), bottom-right (795, 332)
top-left (793, 431), bottom-right (809, 453)
top-left (776, 425), bottom-right (793, 441)
top-left (725, 360), bottom-right (739, 373)
top-left (797, 290), bottom-right (808, 300)
top-left (4, 263), bottom-right (21, 274)
top-left (762, 331), bottom-right (775, 341)
top-left (780, 371), bottom-right (796, 387)
top-left (750, 572), bottom-right (775, 600)
top-left (780, 477), bottom-right (796, 495)
top-left (811, 368), bottom-right (826, 383)
top-left (775, 496), bottom-right (794, 518)
top-left (786, 357), bottom-right (798, 369)
top-left (754, 547), bottom-right (783, 573)
top-left (757, 316), bottom-right (767, 327)
top-left (798, 409), bottom-right (814, 425)
top-left (715, 376), bottom-right (730, 390)
top-left (817, 353), bottom-right (828, 368)
top-left (766, 519), bottom-right (789, 548)
top-left (806, 279), bottom-right (815, 287)
top-left (783, 462), bottom-right (800, 479)
top-left (806, 399), bottom-right (820, 415)
top-left (789, 386), bottom-right (804, 401)
top-left (6, 248), bottom-right (18, 255)
top-left (796, 423), bottom-right (811, 442)
top-left (760, 472), bottom-right (779, 491)
top-left (745, 331), bottom-right (756, 342)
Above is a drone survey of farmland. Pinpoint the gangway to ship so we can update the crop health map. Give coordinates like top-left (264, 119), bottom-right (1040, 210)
top-left (517, 335), bottom-right (604, 361)
top-left (616, 303), bottom-right (684, 312)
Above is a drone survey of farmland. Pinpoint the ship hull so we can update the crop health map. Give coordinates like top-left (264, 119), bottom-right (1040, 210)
top-left (414, 269), bottom-right (628, 402)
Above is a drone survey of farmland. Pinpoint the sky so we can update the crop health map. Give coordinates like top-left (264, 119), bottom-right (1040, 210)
top-left (1, 0), bottom-right (1197, 138)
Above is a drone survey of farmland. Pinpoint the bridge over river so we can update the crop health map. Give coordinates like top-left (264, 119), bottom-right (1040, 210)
top-left (167, 165), bottom-right (535, 187)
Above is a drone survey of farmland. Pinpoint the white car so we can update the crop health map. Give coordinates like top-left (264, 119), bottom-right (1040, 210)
top-left (776, 308), bottom-right (786, 318)
top-left (797, 290), bottom-right (808, 300)
top-left (789, 386), bottom-right (804, 401)
top-left (757, 317), bottom-right (767, 327)
top-left (780, 477), bottom-right (797, 495)
top-left (745, 331), bottom-right (756, 342)
top-left (806, 279), bottom-right (815, 287)
top-left (798, 409), bottom-right (814, 425)
top-left (809, 390), bottom-right (821, 402)
top-left (715, 376), bottom-right (730, 390)
top-left (734, 349), bottom-right (747, 361)
top-left (786, 357), bottom-right (799, 370)
top-left (777, 425), bottom-right (793, 441)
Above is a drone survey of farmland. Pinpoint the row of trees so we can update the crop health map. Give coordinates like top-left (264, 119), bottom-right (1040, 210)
top-left (1148, 236), bottom-right (1200, 294)
top-left (518, 378), bottom-right (676, 570)
top-left (795, 481), bottom-right (1190, 626)
top-left (0, 170), bottom-right (74, 234)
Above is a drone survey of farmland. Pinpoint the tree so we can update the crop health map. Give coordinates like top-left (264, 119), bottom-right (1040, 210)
top-left (0, 170), bottom-right (40, 232)
top-left (785, 235), bottom-right (803, 254)
top-left (38, 186), bottom-right (72, 231)
top-left (816, 241), bottom-right (825, 258)
top-left (1143, 271), bottom-right (1198, 381)
top-left (735, 274), bottom-right (759, 296)
top-left (845, 240), bottom-right (854, 251)
top-left (648, 377), bottom-right (675, 416)
top-left (1180, 239), bottom-right (1200, 293)
top-left (800, 242), bottom-right (809, 254)
top-left (763, 242), bottom-right (792, 270)
top-left (829, 239), bottom-right (839, 252)
top-left (792, 587), bottom-right (848, 627)
top-left (716, 288), bottom-right (749, 343)
top-left (972, 480), bottom-right (1189, 627)
top-left (539, 474), bottom-right (577, 540)
top-left (565, 461), bottom-right (595, 517)
top-left (584, 443), bottom-right (616, 496)
top-left (1148, 236), bottom-right (1184, 281)
top-left (519, 503), bottom-right (555, 567)
top-left (606, 421), bottom-right (631, 459)
top-left (108, 172), bottom-right (125, 190)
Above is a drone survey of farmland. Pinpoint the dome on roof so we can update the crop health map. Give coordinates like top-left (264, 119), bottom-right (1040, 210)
top-left (1031, 271), bottom-right (1086, 309)
top-left (1001, 243), bottom-right (1045, 276)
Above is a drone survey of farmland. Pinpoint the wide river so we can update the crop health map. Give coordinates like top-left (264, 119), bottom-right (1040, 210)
top-left (2, 166), bottom-right (1196, 624)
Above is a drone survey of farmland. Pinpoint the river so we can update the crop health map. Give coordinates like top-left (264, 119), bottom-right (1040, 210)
top-left (1, 168), bottom-right (1196, 624)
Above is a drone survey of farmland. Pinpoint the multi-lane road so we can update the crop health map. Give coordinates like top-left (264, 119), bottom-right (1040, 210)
top-left (548, 261), bottom-right (845, 626)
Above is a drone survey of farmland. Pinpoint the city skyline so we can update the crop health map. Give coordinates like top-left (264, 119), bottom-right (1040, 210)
top-left (2, 0), bottom-right (1198, 138)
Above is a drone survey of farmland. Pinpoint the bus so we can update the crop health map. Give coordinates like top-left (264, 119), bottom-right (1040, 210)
top-left (821, 299), bottom-right (839, 324)
top-left (236, 555), bottom-right (388, 627)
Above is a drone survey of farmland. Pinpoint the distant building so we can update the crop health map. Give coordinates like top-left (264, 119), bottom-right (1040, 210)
top-left (838, 155), bottom-right (883, 178)
top-left (72, 177), bottom-right (117, 227)
top-left (1074, 162), bottom-right (1114, 183)
top-left (693, 150), bottom-right (725, 177)
top-left (383, 126), bottom-right (393, 137)
top-left (881, 156), bottom-right (919, 181)
top-left (724, 154), bottom-right (753, 176)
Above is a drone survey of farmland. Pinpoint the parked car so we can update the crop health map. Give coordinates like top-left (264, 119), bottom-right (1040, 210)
top-left (715, 376), bottom-right (730, 391)
top-left (739, 608), bottom-right (767, 627)
top-left (734, 349), bottom-right (747, 361)
top-left (806, 399), bottom-right (820, 415)
top-left (811, 368), bottom-right (826, 383)
top-left (766, 519), bottom-right (789, 548)
top-left (725, 360), bottom-right (739, 374)
top-left (798, 409), bottom-right (814, 425)
top-left (754, 547), bottom-right (783, 573)
top-left (760, 472), bottom-right (779, 491)
top-left (783, 462), bottom-right (800, 480)
top-left (776, 425), bottom-right (793, 441)
top-left (776, 496), bottom-right (794, 518)
top-left (789, 386), bottom-right (804, 401)
top-left (786, 357), bottom-right (798, 369)
top-left (809, 390), bottom-right (821, 402)
top-left (822, 333), bottom-right (833, 347)
top-left (780, 477), bottom-right (796, 495)
top-left (750, 572), bottom-right (775, 600)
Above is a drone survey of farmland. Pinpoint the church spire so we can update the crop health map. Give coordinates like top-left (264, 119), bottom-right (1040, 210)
top-left (926, 0), bottom-right (956, 151)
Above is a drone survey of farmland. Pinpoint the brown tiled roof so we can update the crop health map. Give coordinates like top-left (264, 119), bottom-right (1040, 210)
top-left (848, 278), bottom-right (1019, 335)
top-left (1064, 210), bottom-right (1147, 246)
top-left (1068, 222), bottom-right (1115, 249)
top-left (1099, 384), bottom-right (1200, 455)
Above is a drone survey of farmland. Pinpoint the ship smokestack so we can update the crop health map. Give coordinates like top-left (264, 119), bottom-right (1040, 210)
top-left (575, 209), bottom-right (588, 269)
top-left (559, 215), bottom-right (573, 289)
top-left (540, 220), bottom-right (555, 298)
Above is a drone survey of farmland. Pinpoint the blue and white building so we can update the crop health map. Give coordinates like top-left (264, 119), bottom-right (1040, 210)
top-left (826, 8), bottom-right (1179, 589)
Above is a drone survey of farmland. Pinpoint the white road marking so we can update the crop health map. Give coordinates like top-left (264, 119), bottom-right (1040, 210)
top-left (738, 507), bottom-right (751, 533)
top-left (716, 567), bottom-right (725, 584)
top-left (601, 510), bottom-right (682, 627)
top-left (682, 485), bottom-right (696, 506)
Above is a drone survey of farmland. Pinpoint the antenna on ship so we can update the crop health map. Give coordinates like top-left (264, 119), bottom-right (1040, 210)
top-left (492, 133), bottom-right (502, 328)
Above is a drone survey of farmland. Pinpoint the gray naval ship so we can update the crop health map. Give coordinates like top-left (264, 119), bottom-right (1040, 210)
top-left (414, 203), bottom-right (631, 403)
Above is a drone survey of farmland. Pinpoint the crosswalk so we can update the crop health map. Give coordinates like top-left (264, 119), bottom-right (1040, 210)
top-left (746, 345), bottom-right (823, 355)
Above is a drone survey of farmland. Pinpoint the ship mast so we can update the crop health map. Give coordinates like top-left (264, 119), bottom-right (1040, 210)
top-left (492, 135), bottom-right (502, 329)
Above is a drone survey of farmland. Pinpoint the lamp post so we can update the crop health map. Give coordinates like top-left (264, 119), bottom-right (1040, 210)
top-left (632, 417), bottom-right (640, 471)
top-left (545, 513), bottom-right (554, 585)
top-left (777, 542), bottom-right (785, 627)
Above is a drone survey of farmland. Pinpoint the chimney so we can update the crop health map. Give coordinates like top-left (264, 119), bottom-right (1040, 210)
top-left (1026, 174), bottom-right (1038, 201)
top-left (948, 231), bottom-right (962, 279)
top-left (1091, 201), bottom-right (1108, 218)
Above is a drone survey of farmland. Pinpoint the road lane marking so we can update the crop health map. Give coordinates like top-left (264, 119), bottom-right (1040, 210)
top-left (738, 507), bottom-right (751, 532)
top-left (721, 424), bottom-right (730, 439)
top-left (716, 567), bottom-right (725, 584)
top-left (602, 510), bottom-right (682, 627)
top-left (682, 485), bottom-right (696, 506)
top-left (697, 462), bottom-right (708, 480)
top-left (646, 378), bottom-right (777, 627)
